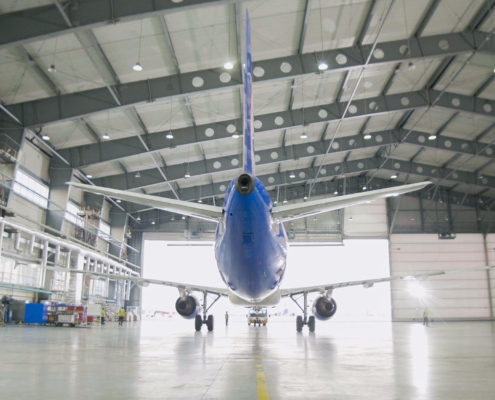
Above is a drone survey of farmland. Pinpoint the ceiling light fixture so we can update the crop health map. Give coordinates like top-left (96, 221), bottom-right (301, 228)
top-left (198, 199), bottom-right (203, 203)
top-left (151, 220), bottom-right (155, 225)
top-left (391, 173), bottom-right (398, 179)
top-left (232, 133), bottom-right (239, 138)
top-left (184, 172), bottom-right (191, 178)
top-left (102, 133), bottom-right (110, 140)
top-left (428, 134), bottom-right (437, 140)
top-left (300, 131), bottom-right (308, 139)
top-left (318, 62), bottom-right (328, 71)
top-left (182, 215), bottom-right (186, 220)
top-left (133, 62), bottom-right (142, 72)
top-left (136, 215), bottom-right (141, 221)
top-left (273, 200), bottom-right (278, 205)
top-left (334, 190), bottom-right (338, 195)
top-left (283, 199), bottom-right (288, 204)
top-left (116, 199), bottom-right (121, 203)
top-left (135, 172), bottom-right (141, 178)
top-left (289, 171), bottom-right (295, 179)
top-left (362, 186), bottom-right (367, 190)
top-left (364, 133), bottom-right (372, 140)
top-left (224, 61), bottom-right (234, 70)
top-left (166, 131), bottom-right (173, 139)
top-left (86, 174), bottom-right (92, 178)
top-left (47, 65), bottom-right (56, 72)
top-left (408, 61), bottom-right (415, 70)
top-left (171, 216), bottom-right (175, 221)
top-left (42, 134), bottom-right (50, 141)
top-left (303, 195), bottom-right (308, 200)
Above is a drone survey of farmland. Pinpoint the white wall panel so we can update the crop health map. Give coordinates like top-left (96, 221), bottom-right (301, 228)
top-left (487, 234), bottom-right (495, 318)
top-left (344, 199), bottom-right (388, 238)
top-left (390, 234), bottom-right (491, 321)
top-left (19, 141), bottom-right (50, 182)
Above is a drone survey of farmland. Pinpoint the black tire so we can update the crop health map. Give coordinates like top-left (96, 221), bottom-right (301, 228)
top-left (296, 316), bottom-right (303, 332)
top-left (207, 315), bottom-right (214, 332)
top-left (308, 316), bottom-right (315, 332)
top-left (195, 315), bottom-right (202, 331)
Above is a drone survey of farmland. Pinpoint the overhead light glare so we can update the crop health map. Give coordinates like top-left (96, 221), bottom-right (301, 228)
top-left (428, 134), bottom-right (437, 140)
top-left (364, 133), bottom-right (372, 140)
top-left (318, 62), bottom-right (328, 71)
top-left (224, 61), bottom-right (234, 70)
top-left (133, 62), bottom-right (142, 71)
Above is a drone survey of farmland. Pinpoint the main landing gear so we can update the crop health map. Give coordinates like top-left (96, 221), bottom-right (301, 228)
top-left (195, 292), bottom-right (221, 332)
top-left (290, 291), bottom-right (315, 333)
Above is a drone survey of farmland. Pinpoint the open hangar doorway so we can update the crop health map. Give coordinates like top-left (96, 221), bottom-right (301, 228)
top-left (141, 238), bottom-right (391, 323)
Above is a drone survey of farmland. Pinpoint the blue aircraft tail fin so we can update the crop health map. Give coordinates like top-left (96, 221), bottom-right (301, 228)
top-left (243, 11), bottom-right (255, 176)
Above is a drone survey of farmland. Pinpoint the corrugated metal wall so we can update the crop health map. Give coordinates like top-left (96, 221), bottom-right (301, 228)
top-left (390, 234), bottom-right (493, 321)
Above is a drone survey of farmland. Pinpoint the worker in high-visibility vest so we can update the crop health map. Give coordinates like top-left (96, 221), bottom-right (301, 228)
top-left (225, 311), bottom-right (229, 326)
top-left (118, 308), bottom-right (126, 326)
top-left (423, 309), bottom-right (429, 327)
top-left (100, 308), bottom-right (106, 325)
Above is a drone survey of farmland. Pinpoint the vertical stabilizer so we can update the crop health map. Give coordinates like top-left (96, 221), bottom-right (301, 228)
top-left (243, 11), bottom-right (255, 175)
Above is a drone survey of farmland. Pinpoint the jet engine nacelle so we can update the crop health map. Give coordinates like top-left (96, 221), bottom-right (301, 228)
top-left (312, 296), bottom-right (337, 321)
top-left (175, 295), bottom-right (201, 319)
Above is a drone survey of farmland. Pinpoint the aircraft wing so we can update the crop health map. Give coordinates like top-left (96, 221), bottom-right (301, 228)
top-left (272, 182), bottom-right (430, 222)
top-left (68, 182), bottom-right (223, 222)
top-left (280, 265), bottom-right (495, 296)
top-left (38, 265), bottom-right (229, 296)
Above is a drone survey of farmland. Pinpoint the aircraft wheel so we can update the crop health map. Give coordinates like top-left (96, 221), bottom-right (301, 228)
top-left (296, 316), bottom-right (303, 332)
top-left (207, 315), bottom-right (214, 332)
top-left (195, 315), bottom-right (202, 331)
top-left (308, 316), bottom-right (315, 332)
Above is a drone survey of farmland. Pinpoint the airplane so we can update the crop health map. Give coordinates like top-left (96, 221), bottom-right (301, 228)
top-left (65, 12), bottom-right (495, 333)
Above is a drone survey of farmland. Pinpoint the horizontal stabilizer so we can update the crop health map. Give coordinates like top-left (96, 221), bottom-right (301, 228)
top-left (68, 182), bottom-right (223, 222)
top-left (272, 182), bottom-right (430, 222)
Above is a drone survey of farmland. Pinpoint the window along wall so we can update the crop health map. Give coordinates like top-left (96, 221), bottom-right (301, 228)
top-left (12, 169), bottom-right (49, 209)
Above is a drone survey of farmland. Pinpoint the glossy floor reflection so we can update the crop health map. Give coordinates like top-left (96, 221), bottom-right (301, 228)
top-left (1, 318), bottom-right (495, 399)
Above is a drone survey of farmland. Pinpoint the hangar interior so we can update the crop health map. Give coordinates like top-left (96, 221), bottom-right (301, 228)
top-left (1, 0), bottom-right (495, 399)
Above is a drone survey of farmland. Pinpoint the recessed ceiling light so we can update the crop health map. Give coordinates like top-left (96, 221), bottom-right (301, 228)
top-left (224, 61), bottom-right (234, 70)
top-left (364, 133), bottom-right (372, 140)
top-left (133, 62), bottom-right (142, 71)
top-left (42, 134), bottom-right (50, 141)
top-left (318, 62), bottom-right (328, 71)
top-left (102, 133), bottom-right (110, 140)
top-left (428, 134), bottom-right (437, 140)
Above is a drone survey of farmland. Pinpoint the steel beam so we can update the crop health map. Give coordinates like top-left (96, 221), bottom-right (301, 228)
top-left (414, 0), bottom-right (441, 37)
top-left (469, 0), bottom-right (495, 31)
top-left (0, 0), bottom-right (256, 50)
top-left (4, 30), bottom-right (493, 129)
top-left (355, 0), bottom-right (378, 46)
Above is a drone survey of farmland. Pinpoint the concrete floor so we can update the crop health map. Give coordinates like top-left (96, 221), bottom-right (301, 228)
top-left (1, 318), bottom-right (495, 399)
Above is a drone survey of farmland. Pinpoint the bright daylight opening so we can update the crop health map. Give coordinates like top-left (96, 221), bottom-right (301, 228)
top-left (142, 239), bottom-right (391, 321)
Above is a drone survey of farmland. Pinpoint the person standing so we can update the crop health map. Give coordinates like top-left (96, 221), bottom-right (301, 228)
top-left (118, 307), bottom-right (126, 326)
top-left (225, 311), bottom-right (229, 326)
top-left (423, 309), bottom-right (429, 327)
top-left (100, 308), bottom-right (106, 325)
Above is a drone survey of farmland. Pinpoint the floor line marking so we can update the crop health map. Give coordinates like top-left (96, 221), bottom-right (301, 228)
top-left (256, 359), bottom-right (270, 400)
